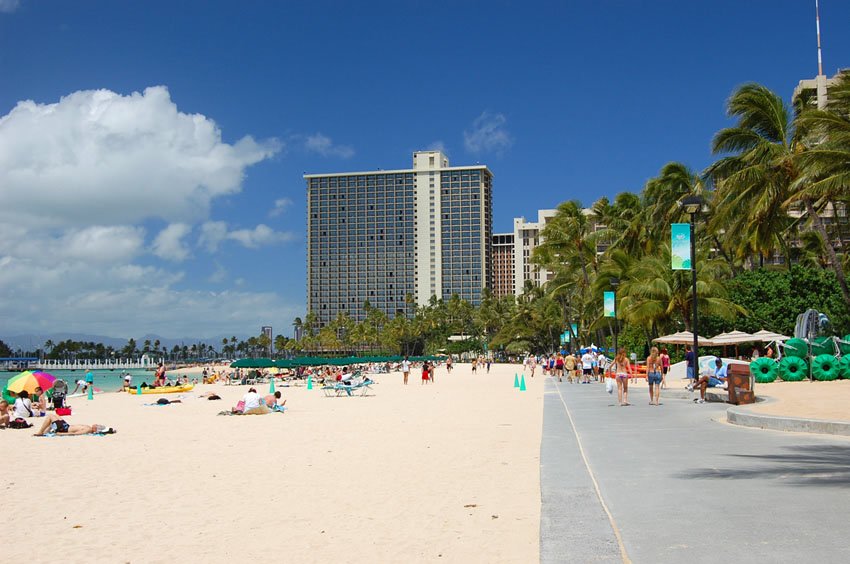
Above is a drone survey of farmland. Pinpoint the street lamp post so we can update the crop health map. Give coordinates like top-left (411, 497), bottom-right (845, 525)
top-left (679, 195), bottom-right (705, 378)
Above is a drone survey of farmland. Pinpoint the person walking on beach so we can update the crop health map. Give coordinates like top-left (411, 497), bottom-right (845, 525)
top-left (471, 357), bottom-right (478, 374)
top-left (421, 361), bottom-right (430, 384)
top-left (446, 355), bottom-right (453, 373)
top-left (580, 350), bottom-right (593, 384)
top-left (564, 353), bottom-right (576, 383)
top-left (612, 348), bottom-right (632, 406)
top-left (401, 356), bottom-right (411, 385)
top-left (646, 347), bottom-right (663, 406)
top-left (660, 348), bottom-right (670, 389)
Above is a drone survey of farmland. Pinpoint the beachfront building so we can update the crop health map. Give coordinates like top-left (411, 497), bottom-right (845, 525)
top-left (509, 207), bottom-right (608, 296)
top-left (793, 71), bottom-right (842, 111)
top-left (491, 233), bottom-right (515, 297)
top-left (305, 150), bottom-right (493, 326)
top-left (512, 210), bottom-right (558, 296)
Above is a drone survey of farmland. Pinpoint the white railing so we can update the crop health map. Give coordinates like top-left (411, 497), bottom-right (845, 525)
top-left (30, 355), bottom-right (159, 371)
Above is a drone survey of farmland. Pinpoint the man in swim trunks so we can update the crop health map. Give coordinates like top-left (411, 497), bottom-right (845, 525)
top-left (34, 412), bottom-right (115, 436)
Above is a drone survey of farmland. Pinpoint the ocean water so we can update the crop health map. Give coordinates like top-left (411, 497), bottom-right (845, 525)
top-left (0, 368), bottom-right (196, 393)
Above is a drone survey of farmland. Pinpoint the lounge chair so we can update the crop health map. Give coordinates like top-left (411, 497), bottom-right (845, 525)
top-left (322, 374), bottom-right (374, 397)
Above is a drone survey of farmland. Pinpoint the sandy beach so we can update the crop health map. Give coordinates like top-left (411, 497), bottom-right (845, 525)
top-left (4, 363), bottom-right (543, 563)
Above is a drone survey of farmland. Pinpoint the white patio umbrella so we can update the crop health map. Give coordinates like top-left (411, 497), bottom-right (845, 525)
top-left (710, 330), bottom-right (758, 358)
top-left (708, 330), bottom-right (757, 344)
top-left (653, 331), bottom-right (715, 346)
top-left (751, 329), bottom-right (791, 342)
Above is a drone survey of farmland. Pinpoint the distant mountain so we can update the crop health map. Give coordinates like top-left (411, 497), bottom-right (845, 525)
top-left (1, 333), bottom-right (252, 353)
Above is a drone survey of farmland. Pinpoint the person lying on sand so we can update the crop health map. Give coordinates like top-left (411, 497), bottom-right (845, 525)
top-left (34, 412), bottom-right (116, 436)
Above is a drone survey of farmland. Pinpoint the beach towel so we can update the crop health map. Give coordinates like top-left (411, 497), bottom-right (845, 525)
top-left (38, 432), bottom-right (113, 437)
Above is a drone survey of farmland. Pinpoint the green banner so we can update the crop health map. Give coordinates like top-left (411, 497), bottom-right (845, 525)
top-left (560, 323), bottom-right (579, 344)
top-left (603, 291), bottom-right (615, 318)
top-left (671, 223), bottom-right (691, 270)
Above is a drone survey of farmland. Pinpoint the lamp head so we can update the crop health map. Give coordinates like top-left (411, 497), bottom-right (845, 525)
top-left (609, 277), bottom-right (620, 288)
top-left (679, 194), bottom-right (705, 215)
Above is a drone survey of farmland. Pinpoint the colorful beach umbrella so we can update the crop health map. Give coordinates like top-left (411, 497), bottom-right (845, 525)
top-left (4, 370), bottom-right (56, 395)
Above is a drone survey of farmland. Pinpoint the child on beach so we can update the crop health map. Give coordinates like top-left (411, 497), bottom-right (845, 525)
top-left (0, 400), bottom-right (11, 428)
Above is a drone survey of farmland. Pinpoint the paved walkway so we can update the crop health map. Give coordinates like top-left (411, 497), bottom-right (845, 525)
top-left (540, 378), bottom-right (850, 563)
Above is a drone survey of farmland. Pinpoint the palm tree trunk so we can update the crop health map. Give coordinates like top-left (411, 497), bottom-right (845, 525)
top-left (711, 235), bottom-right (736, 272)
top-left (805, 199), bottom-right (850, 306)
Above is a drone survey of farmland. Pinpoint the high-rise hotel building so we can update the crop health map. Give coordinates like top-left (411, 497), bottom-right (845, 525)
top-left (305, 151), bottom-right (493, 326)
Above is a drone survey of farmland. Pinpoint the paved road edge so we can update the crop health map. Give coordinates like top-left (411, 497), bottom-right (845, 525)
top-left (726, 398), bottom-right (850, 436)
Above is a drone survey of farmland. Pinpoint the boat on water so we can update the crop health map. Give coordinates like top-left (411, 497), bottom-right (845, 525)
top-left (127, 384), bottom-right (194, 395)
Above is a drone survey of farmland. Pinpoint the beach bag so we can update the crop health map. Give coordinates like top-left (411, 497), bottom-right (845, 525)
top-left (605, 378), bottom-right (615, 394)
top-left (9, 418), bottom-right (32, 429)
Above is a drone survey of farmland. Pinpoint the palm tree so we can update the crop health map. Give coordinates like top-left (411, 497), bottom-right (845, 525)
top-left (792, 70), bottom-right (850, 306)
top-left (706, 83), bottom-right (797, 267)
top-left (534, 200), bottom-right (599, 287)
top-left (621, 244), bottom-right (744, 334)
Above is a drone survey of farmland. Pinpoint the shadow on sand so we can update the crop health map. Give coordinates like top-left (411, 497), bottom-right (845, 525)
top-left (677, 444), bottom-right (850, 487)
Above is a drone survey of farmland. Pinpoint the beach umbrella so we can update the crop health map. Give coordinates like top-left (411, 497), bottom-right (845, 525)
top-left (751, 329), bottom-right (791, 342)
top-left (709, 331), bottom-right (757, 345)
top-left (653, 331), bottom-right (715, 346)
top-left (4, 370), bottom-right (56, 396)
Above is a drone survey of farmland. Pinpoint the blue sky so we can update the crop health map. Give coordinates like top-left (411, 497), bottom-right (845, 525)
top-left (0, 0), bottom-right (848, 340)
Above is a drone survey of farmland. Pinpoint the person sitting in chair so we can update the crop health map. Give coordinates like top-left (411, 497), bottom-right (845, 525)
top-left (687, 358), bottom-right (728, 404)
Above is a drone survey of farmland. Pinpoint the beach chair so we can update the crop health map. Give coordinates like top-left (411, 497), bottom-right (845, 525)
top-left (335, 375), bottom-right (375, 397)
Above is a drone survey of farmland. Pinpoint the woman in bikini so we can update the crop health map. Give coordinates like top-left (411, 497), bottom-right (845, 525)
top-left (646, 346), bottom-right (663, 406)
top-left (612, 348), bottom-right (632, 406)
top-left (660, 348), bottom-right (670, 389)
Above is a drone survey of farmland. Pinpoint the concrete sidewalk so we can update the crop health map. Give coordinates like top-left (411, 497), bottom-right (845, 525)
top-left (540, 377), bottom-right (850, 563)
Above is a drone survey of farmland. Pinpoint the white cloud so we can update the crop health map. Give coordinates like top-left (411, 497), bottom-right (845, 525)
top-left (0, 86), bottom-right (280, 228)
top-left (0, 86), bottom-right (297, 337)
top-left (0, 0), bottom-right (20, 14)
top-left (269, 197), bottom-right (293, 217)
top-left (304, 133), bottom-right (354, 158)
top-left (199, 220), bottom-right (296, 252)
top-left (152, 223), bottom-right (192, 262)
top-left (228, 224), bottom-right (295, 248)
top-left (463, 111), bottom-right (512, 154)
